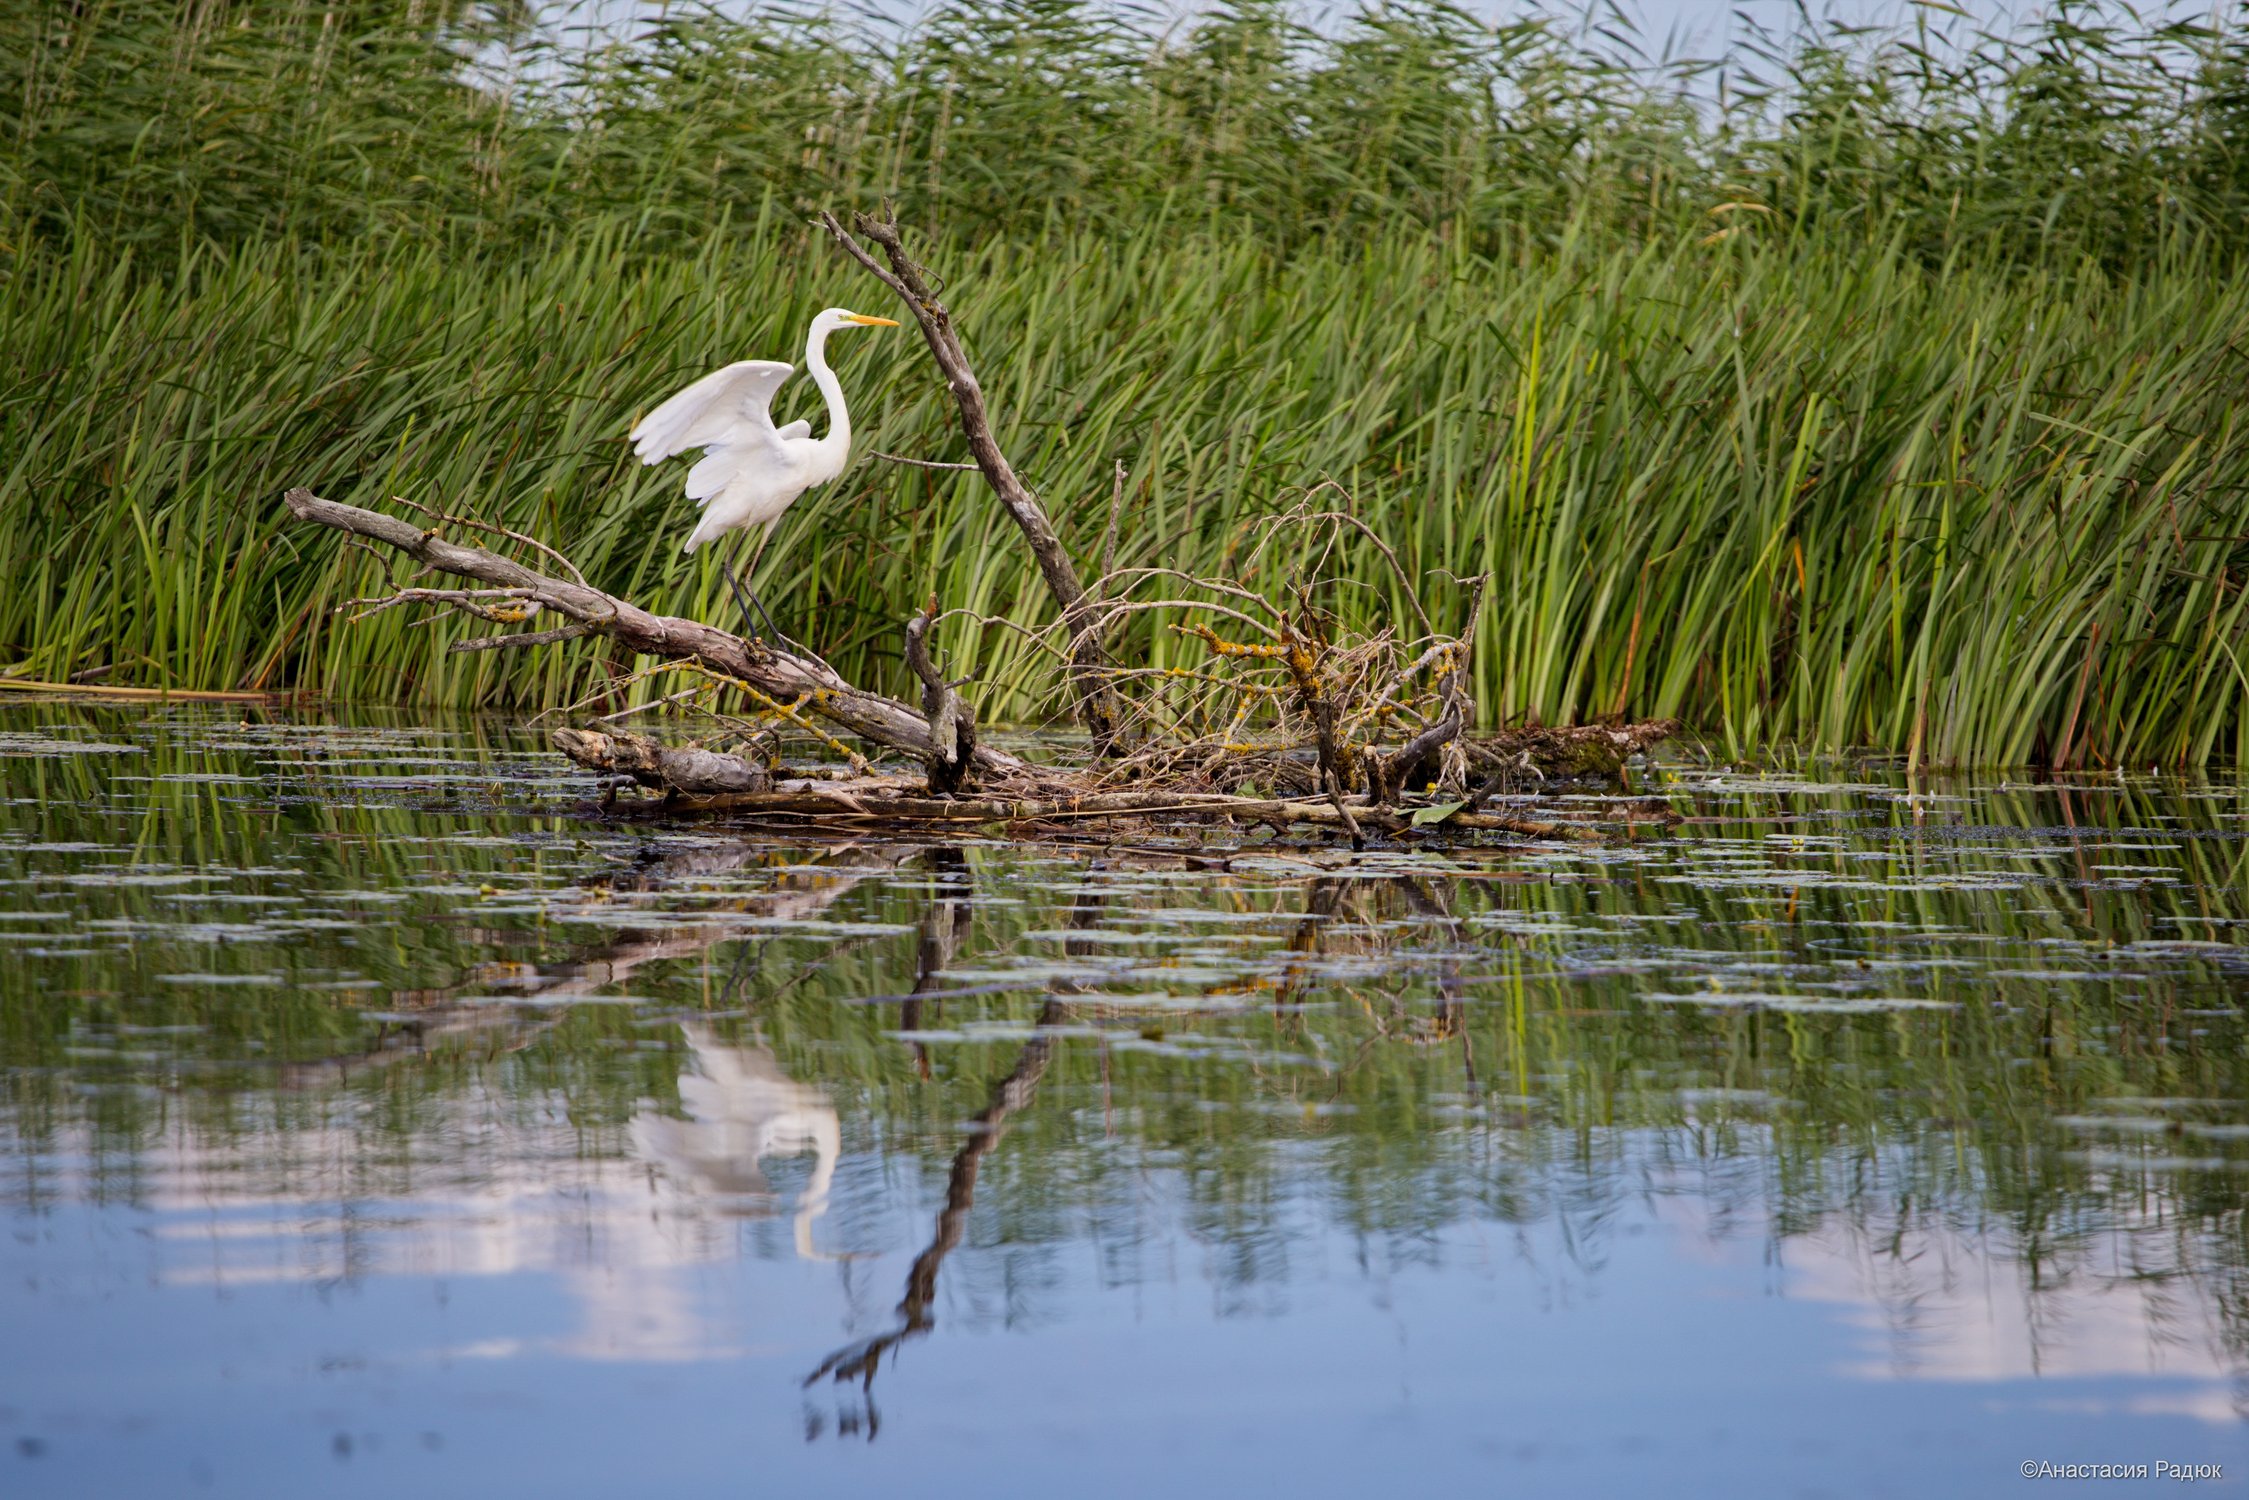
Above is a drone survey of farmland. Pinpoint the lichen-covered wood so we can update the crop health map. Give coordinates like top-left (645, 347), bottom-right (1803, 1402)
top-left (550, 727), bottom-right (772, 795)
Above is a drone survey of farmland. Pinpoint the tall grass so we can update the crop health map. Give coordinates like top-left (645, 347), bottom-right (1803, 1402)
top-left (12, 0), bottom-right (2249, 265)
top-left (3, 1), bottom-right (2248, 763)
top-left (8, 219), bottom-right (2244, 764)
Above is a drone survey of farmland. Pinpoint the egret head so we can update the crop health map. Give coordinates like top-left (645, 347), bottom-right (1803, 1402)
top-left (815, 307), bottom-right (900, 338)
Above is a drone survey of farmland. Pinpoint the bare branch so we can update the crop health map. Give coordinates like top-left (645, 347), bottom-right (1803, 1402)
top-left (342, 586), bottom-right (544, 623)
top-left (818, 206), bottom-right (1125, 750)
top-left (869, 451), bottom-right (979, 472)
top-left (449, 619), bottom-right (605, 654)
top-left (1091, 598), bottom-right (1281, 640)
top-left (390, 495), bottom-right (591, 587)
top-left (594, 686), bottom-right (709, 723)
top-left (1090, 565), bottom-right (1284, 618)
top-left (282, 487), bottom-right (1025, 779)
top-left (926, 607), bottom-right (1072, 662)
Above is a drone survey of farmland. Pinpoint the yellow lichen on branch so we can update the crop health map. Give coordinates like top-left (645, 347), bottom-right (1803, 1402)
top-left (1172, 623), bottom-right (1289, 660)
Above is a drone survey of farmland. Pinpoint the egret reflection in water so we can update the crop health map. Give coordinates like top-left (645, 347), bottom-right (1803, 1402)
top-left (632, 1024), bottom-right (840, 1259)
top-left (5, 708), bottom-right (2249, 1492)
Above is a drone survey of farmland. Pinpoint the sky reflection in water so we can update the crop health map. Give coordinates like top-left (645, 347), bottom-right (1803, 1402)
top-left (2, 707), bottom-right (2247, 1496)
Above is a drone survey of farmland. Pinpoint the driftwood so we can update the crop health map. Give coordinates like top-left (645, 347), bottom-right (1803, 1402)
top-left (903, 599), bottom-right (976, 795)
top-left (552, 726), bottom-right (772, 795)
top-left (284, 483), bottom-right (1665, 841)
top-left (542, 735), bottom-right (1629, 841)
top-left (1466, 721), bottom-right (1680, 780)
top-left (282, 486), bottom-right (1032, 781)
top-left (281, 209), bottom-right (1681, 847)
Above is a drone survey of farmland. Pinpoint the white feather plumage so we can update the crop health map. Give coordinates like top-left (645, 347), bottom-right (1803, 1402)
top-left (628, 308), bottom-right (895, 558)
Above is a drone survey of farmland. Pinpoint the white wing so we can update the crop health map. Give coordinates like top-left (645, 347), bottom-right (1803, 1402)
top-left (776, 418), bottom-right (812, 441)
top-left (629, 360), bottom-right (796, 502)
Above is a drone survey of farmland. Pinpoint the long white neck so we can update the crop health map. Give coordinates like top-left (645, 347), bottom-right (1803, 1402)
top-left (793, 1112), bottom-right (841, 1261)
top-left (805, 321), bottom-right (850, 462)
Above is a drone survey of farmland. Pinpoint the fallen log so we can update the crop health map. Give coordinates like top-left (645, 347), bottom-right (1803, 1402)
top-left (281, 486), bottom-right (1032, 781)
top-left (546, 731), bottom-right (1597, 839)
top-left (289, 481), bottom-right (1679, 844)
top-left (1468, 721), bottom-right (1682, 779)
top-left (552, 726), bottom-right (772, 795)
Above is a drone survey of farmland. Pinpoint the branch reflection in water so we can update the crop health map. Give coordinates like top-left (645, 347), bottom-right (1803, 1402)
top-left (6, 708), bottom-right (2249, 1485)
top-left (801, 858), bottom-right (1097, 1440)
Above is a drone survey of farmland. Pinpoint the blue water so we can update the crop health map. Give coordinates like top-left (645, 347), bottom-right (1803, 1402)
top-left (3, 707), bottom-right (2246, 1496)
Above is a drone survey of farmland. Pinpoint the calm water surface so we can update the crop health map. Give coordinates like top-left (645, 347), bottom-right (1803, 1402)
top-left (4, 706), bottom-right (2248, 1497)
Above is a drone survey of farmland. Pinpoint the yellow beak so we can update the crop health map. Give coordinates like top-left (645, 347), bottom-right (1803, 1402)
top-left (842, 313), bottom-right (900, 327)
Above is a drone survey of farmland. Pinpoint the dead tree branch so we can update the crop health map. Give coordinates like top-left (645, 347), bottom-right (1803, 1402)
top-left (1369, 700), bottom-right (1463, 805)
top-left (904, 598), bottom-right (977, 795)
top-left (818, 206), bottom-right (1126, 751)
top-left (281, 487), bottom-right (1030, 780)
top-left (869, 451), bottom-right (978, 472)
top-left (389, 495), bottom-right (591, 587)
top-left (551, 727), bottom-right (772, 794)
top-left (449, 620), bottom-right (603, 653)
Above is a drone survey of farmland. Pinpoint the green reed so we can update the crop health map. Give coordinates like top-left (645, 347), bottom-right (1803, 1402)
top-left (4, 1), bottom-right (2248, 763)
top-left (12, 0), bottom-right (2249, 268)
top-left (7, 219), bottom-right (2245, 764)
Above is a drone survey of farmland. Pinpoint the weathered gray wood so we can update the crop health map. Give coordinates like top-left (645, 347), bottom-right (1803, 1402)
top-left (904, 607), bottom-right (976, 794)
top-left (551, 727), bottom-right (771, 794)
top-left (818, 209), bottom-right (1126, 751)
top-left (579, 780), bottom-right (1584, 839)
top-left (280, 486), bottom-right (1031, 778)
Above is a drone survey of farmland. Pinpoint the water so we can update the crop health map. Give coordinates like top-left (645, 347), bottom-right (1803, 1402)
top-left (3, 705), bottom-right (2246, 1496)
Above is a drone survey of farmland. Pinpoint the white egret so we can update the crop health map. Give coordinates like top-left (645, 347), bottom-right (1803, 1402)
top-left (630, 306), bottom-right (899, 639)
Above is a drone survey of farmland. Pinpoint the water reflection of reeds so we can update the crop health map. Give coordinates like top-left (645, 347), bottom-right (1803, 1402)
top-left (2, 707), bottom-right (2246, 1413)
